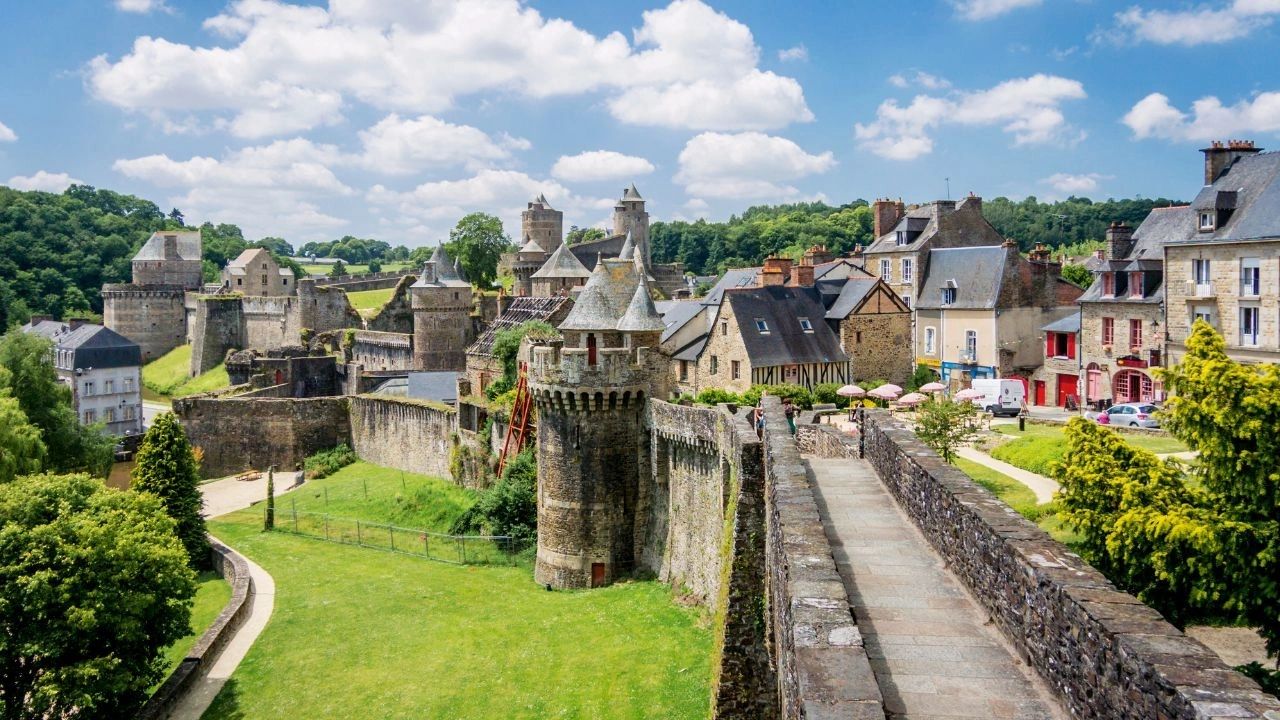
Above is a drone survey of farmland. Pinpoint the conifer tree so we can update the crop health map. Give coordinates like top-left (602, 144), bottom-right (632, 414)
top-left (131, 412), bottom-right (209, 568)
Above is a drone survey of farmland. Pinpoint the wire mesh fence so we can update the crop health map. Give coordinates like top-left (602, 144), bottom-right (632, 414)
top-left (271, 508), bottom-right (528, 566)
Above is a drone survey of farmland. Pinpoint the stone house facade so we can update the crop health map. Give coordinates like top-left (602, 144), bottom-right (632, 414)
top-left (1031, 314), bottom-right (1083, 408)
top-left (103, 230), bottom-right (204, 361)
top-left (822, 277), bottom-right (913, 384)
top-left (23, 318), bottom-right (143, 436)
top-left (222, 247), bottom-right (295, 296)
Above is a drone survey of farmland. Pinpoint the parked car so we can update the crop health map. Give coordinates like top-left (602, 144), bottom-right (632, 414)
top-left (1098, 403), bottom-right (1161, 428)
top-left (969, 378), bottom-right (1025, 418)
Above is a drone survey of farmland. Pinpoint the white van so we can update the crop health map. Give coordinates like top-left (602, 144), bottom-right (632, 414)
top-left (968, 378), bottom-right (1025, 417)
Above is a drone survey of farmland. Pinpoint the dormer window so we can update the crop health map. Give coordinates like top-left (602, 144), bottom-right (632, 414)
top-left (798, 317), bottom-right (813, 333)
top-left (895, 231), bottom-right (907, 246)
top-left (754, 318), bottom-right (769, 333)
top-left (1128, 272), bottom-right (1143, 298)
top-left (1102, 272), bottom-right (1114, 297)
top-left (941, 286), bottom-right (957, 305)
top-left (1199, 212), bottom-right (1215, 231)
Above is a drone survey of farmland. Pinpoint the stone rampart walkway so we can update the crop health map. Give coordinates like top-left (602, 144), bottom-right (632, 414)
top-left (806, 456), bottom-right (1065, 720)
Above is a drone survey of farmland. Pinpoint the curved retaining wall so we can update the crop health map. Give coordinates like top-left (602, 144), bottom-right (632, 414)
top-left (137, 538), bottom-right (254, 720)
top-left (762, 397), bottom-right (885, 719)
top-left (861, 409), bottom-right (1280, 720)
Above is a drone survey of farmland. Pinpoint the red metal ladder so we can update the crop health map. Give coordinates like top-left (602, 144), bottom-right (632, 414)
top-left (497, 362), bottom-right (533, 477)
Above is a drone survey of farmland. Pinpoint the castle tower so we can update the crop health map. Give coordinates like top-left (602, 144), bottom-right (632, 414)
top-left (612, 184), bottom-right (650, 274)
top-left (410, 245), bottom-right (473, 370)
top-left (531, 255), bottom-right (663, 589)
top-left (522, 194), bottom-right (564, 254)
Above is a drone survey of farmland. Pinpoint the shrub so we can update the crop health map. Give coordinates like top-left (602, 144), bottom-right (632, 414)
top-left (132, 412), bottom-right (209, 568)
top-left (742, 383), bottom-right (813, 410)
top-left (304, 443), bottom-right (357, 480)
top-left (906, 364), bottom-right (938, 392)
top-left (451, 448), bottom-right (536, 542)
top-left (812, 382), bottom-right (849, 409)
top-left (694, 387), bottom-right (744, 406)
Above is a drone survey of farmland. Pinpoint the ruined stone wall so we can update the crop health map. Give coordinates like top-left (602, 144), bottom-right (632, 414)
top-left (309, 269), bottom-right (415, 291)
top-left (297, 280), bottom-right (363, 336)
top-left (761, 397), bottom-right (884, 720)
top-left (190, 297), bottom-right (245, 375)
top-left (174, 396), bottom-right (350, 478)
top-left (240, 295), bottom-right (293, 350)
top-left (861, 409), bottom-right (1280, 720)
top-left (350, 330), bottom-right (413, 371)
top-left (102, 285), bottom-right (188, 362)
top-left (347, 396), bottom-right (457, 483)
top-left (365, 275), bottom-right (416, 333)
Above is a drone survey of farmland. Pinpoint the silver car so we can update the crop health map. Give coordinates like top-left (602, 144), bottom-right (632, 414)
top-left (1102, 403), bottom-right (1161, 428)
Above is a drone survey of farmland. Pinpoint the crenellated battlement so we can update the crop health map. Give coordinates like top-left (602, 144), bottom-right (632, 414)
top-left (528, 341), bottom-right (655, 394)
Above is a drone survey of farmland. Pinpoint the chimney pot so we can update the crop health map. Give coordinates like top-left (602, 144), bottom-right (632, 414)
top-left (873, 198), bottom-right (906, 239)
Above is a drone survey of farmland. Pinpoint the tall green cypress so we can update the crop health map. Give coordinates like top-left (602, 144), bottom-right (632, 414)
top-left (131, 412), bottom-right (209, 568)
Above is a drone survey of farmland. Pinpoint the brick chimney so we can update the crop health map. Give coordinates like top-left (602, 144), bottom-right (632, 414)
top-left (29, 314), bottom-right (53, 326)
top-left (1105, 221), bottom-right (1135, 260)
top-left (1028, 242), bottom-right (1051, 262)
top-left (760, 256), bottom-right (791, 287)
top-left (957, 192), bottom-right (982, 213)
top-left (788, 264), bottom-right (815, 288)
top-left (1201, 140), bottom-right (1263, 185)
top-left (803, 244), bottom-right (834, 266)
top-left (873, 198), bottom-right (905, 239)
top-left (68, 318), bottom-right (87, 331)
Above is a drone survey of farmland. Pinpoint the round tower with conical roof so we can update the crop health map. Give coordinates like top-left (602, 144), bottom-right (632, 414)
top-left (529, 256), bottom-right (666, 589)
top-left (612, 184), bottom-right (650, 272)
top-left (410, 245), bottom-right (473, 370)
top-left (522, 193), bottom-right (563, 254)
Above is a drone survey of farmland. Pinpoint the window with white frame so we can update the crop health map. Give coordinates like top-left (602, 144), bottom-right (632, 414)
top-left (895, 231), bottom-right (907, 246)
top-left (124, 377), bottom-right (134, 392)
top-left (941, 287), bottom-right (957, 305)
top-left (83, 409), bottom-right (95, 424)
top-left (901, 258), bottom-right (913, 283)
top-left (1193, 305), bottom-right (1215, 327)
top-left (124, 406), bottom-right (136, 421)
top-left (798, 317), bottom-right (813, 332)
top-left (1199, 212), bottom-right (1215, 231)
top-left (880, 259), bottom-right (891, 281)
top-left (964, 330), bottom-right (977, 360)
top-left (104, 408), bottom-right (115, 423)
top-left (1192, 258), bottom-right (1212, 285)
top-left (1240, 306), bottom-right (1260, 346)
top-left (83, 381), bottom-right (94, 396)
top-left (754, 318), bottom-right (769, 333)
top-left (104, 379), bottom-right (114, 394)
top-left (924, 327), bottom-right (937, 355)
top-left (1240, 257), bottom-right (1260, 296)
top-left (902, 294), bottom-right (911, 308)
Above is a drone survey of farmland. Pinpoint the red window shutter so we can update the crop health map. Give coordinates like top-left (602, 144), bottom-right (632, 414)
top-left (1045, 333), bottom-right (1054, 357)
top-left (1067, 333), bottom-right (1076, 359)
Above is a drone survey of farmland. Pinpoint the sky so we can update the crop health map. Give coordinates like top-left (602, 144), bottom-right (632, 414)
top-left (1, 0), bottom-right (1279, 248)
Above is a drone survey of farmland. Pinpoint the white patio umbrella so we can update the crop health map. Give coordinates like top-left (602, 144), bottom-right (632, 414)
top-left (898, 392), bottom-right (928, 405)
top-left (867, 384), bottom-right (901, 400)
top-left (954, 387), bottom-right (982, 401)
top-left (919, 381), bottom-right (946, 393)
top-left (836, 384), bottom-right (865, 397)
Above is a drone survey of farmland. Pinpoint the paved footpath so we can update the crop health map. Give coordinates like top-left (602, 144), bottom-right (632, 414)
top-left (953, 446), bottom-right (1059, 504)
top-left (806, 456), bottom-right (1066, 720)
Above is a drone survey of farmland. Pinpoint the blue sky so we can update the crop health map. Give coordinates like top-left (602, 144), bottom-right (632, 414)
top-left (1, 0), bottom-right (1278, 247)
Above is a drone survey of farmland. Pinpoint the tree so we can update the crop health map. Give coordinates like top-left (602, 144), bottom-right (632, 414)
top-left (1061, 263), bottom-right (1093, 288)
top-left (367, 258), bottom-right (382, 273)
top-left (485, 320), bottom-right (559, 400)
top-left (329, 259), bottom-right (348, 277)
top-left (445, 212), bottom-right (510, 289)
top-left (0, 367), bottom-right (45, 482)
top-left (131, 412), bottom-right (209, 569)
top-left (914, 397), bottom-right (979, 463)
top-left (0, 330), bottom-right (111, 477)
top-left (253, 236), bottom-right (293, 257)
top-left (168, 207), bottom-right (185, 225)
top-left (565, 225), bottom-right (606, 245)
top-left (264, 465), bottom-right (275, 530)
top-left (0, 473), bottom-right (195, 719)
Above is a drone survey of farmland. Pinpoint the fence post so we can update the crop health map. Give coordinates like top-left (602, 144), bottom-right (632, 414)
top-left (324, 514), bottom-right (329, 541)
top-left (461, 537), bottom-right (467, 564)
top-left (356, 520), bottom-right (362, 546)
top-left (390, 525), bottom-right (395, 552)
top-left (425, 532), bottom-right (430, 559)
top-left (324, 486), bottom-right (329, 508)
top-left (363, 477), bottom-right (368, 499)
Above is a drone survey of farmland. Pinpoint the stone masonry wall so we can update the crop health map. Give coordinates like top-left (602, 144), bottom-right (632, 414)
top-left (348, 396), bottom-right (457, 484)
top-left (366, 275), bottom-right (416, 333)
top-left (190, 297), bottom-right (245, 375)
top-left (309, 269), bottom-right (416, 291)
top-left (841, 312), bottom-right (912, 385)
top-left (102, 285), bottom-right (188, 362)
top-left (795, 424), bottom-right (860, 458)
top-left (861, 409), bottom-right (1280, 720)
top-left (175, 396), bottom-right (350, 478)
top-left (762, 396), bottom-right (884, 720)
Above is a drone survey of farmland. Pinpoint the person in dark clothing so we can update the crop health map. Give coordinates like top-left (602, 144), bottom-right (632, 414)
top-left (782, 397), bottom-right (797, 435)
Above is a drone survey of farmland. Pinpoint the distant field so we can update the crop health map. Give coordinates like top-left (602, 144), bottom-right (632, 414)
top-left (299, 262), bottom-right (411, 276)
top-left (143, 345), bottom-right (231, 397)
top-left (344, 287), bottom-right (395, 318)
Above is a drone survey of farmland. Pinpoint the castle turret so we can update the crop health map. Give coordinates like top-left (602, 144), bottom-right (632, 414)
top-left (410, 245), bottom-right (473, 370)
top-left (522, 193), bottom-right (564, 254)
top-left (612, 184), bottom-right (650, 274)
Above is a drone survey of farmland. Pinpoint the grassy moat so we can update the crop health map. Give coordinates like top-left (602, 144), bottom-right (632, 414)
top-left (205, 463), bottom-right (713, 719)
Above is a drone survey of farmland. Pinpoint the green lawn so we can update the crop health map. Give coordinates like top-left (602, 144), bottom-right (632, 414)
top-left (344, 287), bottom-right (396, 319)
top-left (203, 462), bottom-right (713, 719)
top-left (154, 570), bottom-right (232, 692)
top-left (990, 423), bottom-right (1188, 478)
top-left (300, 262), bottom-right (411, 276)
top-left (952, 457), bottom-right (1079, 547)
top-left (142, 345), bottom-right (232, 397)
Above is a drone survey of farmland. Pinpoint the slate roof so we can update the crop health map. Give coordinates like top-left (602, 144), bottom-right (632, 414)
top-left (23, 320), bottom-right (142, 370)
top-left (133, 230), bottom-right (201, 262)
top-left (518, 236), bottom-right (547, 255)
top-left (618, 231), bottom-right (635, 260)
top-left (370, 371), bottom-right (458, 404)
top-left (225, 247), bottom-right (294, 276)
top-left (531, 242), bottom-right (591, 279)
top-left (1042, 314), bottom-right (1081, 334)
top-left (467, 296), bottom-right (571, 357)
top-left (863, 205), bottom-right (937, 254)
top-left (915, 246), bottom-right (1012, 310)
top-left (656, 299), bottom-right (705, 343)
top-left (558, 258), bottom-right (642, 331)
top-left (622, 184), bottom-right (643, 201)
top-left (1078, 206), bottom-right (1192, 304)
top-left (412, 245), bottom-right (470, 288)
top-left (1183, 151), bottom-right (1280, 242)
top-left (617, 277), bottom-right (666, 332)
top-left (725, 286), bottom-right (847, 367)
top-left (824, 277), bottom-right (881, 320)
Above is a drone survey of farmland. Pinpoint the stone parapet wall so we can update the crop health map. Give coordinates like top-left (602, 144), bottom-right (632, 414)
top-left (796, 424), bottom-right (860, 458)
top-left (861, 409), bottom-right (1280, 720)
top-left (137, 538), bottom-right (254, 720)
top-left (762, 396), bottom-right (885, 720)
top-left (309, 269), bottom-right (416, 291)
top-left (348, 396), bottom-right (457, 484)
top-left (175, 396), bottom-right (350, 478)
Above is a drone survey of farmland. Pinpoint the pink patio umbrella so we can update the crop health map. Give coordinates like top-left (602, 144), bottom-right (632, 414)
top-left (919, 381), bottom-right (946, 393)
top-left (836, 384), bottom-right (865, 397)
top-left (954, 387), bottom-right (982, 401)
top-left (867, 384), bottom-right (902, 400)
top-left (897, 392), bottom-right (928, 405)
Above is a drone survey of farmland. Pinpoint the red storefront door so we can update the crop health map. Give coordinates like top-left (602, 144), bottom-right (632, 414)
top-left (1034, 380), bottom-right (1047, 406)
top-left (1056, 374), bottom-right (1078, 407)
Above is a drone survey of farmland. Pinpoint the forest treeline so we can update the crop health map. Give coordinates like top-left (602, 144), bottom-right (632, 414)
top-left (0, 183), bottom-right (1182, 328)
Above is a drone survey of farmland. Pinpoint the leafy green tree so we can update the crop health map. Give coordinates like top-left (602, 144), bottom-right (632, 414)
top-left (1061, 263), bottom-right (1093, 288)
top-left (253, 236), bottom-right (293, 257)
top-left (914, 397), bottom-right (979, 463)
top-left (452, 448), bottom-right (537, 542)
top-left (367, 258), bottom-right (382, 274)
top-left (0, 473), bottom-right (195, 719)
top-left (131, 412), bottom-right (209, 569)
top-left (329, 259), bottom-right (348, 278)
top-left (445, 212), bottom-right (511, 289)
top-left (0, 368), bottom-right (45, 482)
top-left (565, 225), bottom-right (606, 245)
top-left (0, 330), bottom-right (111, 477)
top-left (906, 364), bottom-right (939, 392)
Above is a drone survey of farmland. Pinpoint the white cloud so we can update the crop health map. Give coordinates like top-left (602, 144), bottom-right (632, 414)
top-left (551, 151), bottom-right (656, 182)
top-left (887, 71), bottom-right (951, 90)
top-left (953, 0), bottom-right (1043, 21)
top-left (115, 0), bottom-right (170, 13)
top-left (368, 169), bottom-right (613, 243)
top-left (113, 138), bottom-right (352, 240)
top-left (0, 121), bottom-right (15, 142)
top-left (674, 131), bottom-right (835, 199)
top-left (778, 44), bottom-right (808, 62)
top-left (1123, 91), bottom-right (1280, 140)
top-left (356, 114), bottom-right (516, 174)
top-left (86, 0), bottom-right (811, 136)
top-left (5, 171), bottom-right (84, 192)
top-left (1041, 172), bottom-right (1110, 195)
top-left (1103, 0), bottom-right (1280, 45)
top-left (855, 74), bottom-right (1087, 160)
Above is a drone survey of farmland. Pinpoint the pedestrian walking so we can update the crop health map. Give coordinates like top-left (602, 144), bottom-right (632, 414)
top-left (782, 397), bottom-right (797, 435)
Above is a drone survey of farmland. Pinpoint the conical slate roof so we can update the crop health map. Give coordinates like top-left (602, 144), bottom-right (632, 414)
top-left (616, 275), bottom-right (665, 332)
top-left (558, 256), bottom-right (618, 331)
top-left (618, 230), bottom-right (634, 260)
top-left (412, 244), bottom-right (470, 288)
top-left (622, 183), bottom-right (643, 201)
top-left (519, 235), bottom-right (547, 254)
top-left (531, 241), bottom-right (591, 279)
top-left (536, 193), bottom-right (552, 208)
top-left (454, 258), bottom-right (468, 283)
